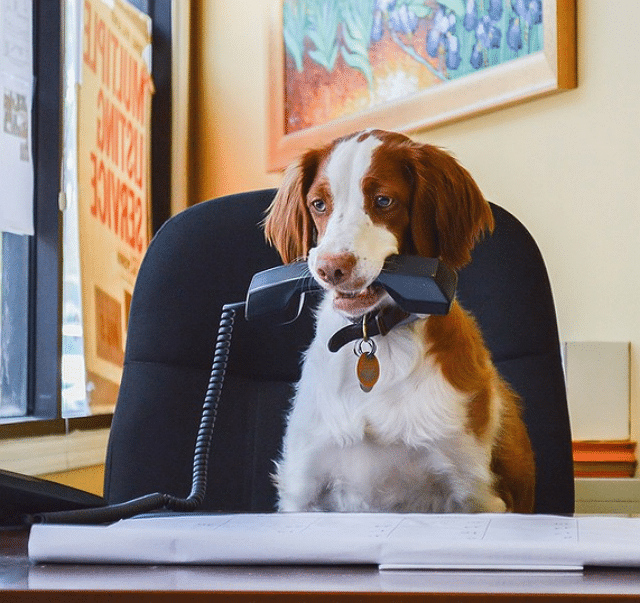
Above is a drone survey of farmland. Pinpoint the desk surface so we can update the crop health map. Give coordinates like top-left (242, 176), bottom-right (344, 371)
top-left (4, 528), bottom-right (640, 601)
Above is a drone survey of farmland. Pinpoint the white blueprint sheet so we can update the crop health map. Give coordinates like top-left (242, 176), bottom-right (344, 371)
top-left (28, 512), bottom-right (640, 570)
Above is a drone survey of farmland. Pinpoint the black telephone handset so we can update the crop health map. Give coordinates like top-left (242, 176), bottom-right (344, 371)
top-left (12, 255), bottom-right (456, 526)
top-left (245, 254), bottom-right (457, 323)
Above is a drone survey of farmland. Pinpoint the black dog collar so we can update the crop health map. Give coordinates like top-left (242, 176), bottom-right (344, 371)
top-left (327, 305), bottom-right (417, 353)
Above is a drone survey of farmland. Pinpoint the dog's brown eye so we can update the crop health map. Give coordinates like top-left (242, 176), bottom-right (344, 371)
top-left (374, 195), bottom-right (393, 209)
top-left (311, 198), bottom-right (326, 213)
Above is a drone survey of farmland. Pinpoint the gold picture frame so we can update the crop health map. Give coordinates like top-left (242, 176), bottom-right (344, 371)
top-left (267, 0), bottom-right (576, 171)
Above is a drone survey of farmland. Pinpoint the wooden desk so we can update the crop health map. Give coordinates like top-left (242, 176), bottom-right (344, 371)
top-left (4, 528), bottom-right (640, 601)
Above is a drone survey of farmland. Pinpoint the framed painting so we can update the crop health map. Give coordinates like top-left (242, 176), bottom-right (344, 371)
top-left (267, 0), bottom-right (576, 171)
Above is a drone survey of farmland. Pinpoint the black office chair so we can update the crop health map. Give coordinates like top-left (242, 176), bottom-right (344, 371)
top-left (103, 189), bottom-right (574, 515)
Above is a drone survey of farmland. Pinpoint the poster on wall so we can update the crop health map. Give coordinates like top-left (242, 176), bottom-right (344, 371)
top-left (77, 0), bottom-right (153, 412)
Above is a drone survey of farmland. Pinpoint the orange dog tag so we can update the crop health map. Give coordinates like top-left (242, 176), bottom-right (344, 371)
top-left (357, 351), bottom-right (380, 393)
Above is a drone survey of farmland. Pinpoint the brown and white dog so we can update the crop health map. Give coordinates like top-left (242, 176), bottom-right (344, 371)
top-left (264, 130), bottom-right (535, 514)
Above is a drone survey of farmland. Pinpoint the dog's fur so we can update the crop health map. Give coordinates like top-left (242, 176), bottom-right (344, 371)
top-left (264, 130), bottom-right (535, 514)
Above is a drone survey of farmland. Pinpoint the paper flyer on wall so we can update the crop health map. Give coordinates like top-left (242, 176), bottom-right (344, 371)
top-left (28, 512), bottom-right (640, 570)
top-left (0, 0), bottom-right (33, 235)
top-left (77, 0), bottom-right (153, 412)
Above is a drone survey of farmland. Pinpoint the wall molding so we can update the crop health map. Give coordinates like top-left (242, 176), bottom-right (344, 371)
top-left (0, 428), bottom-right (109, 476)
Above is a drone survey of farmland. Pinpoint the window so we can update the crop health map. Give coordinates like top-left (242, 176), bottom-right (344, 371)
top-left (0, 234), bottom-right (29, 418)
top-left (0, 0), bottom-right (32, 420)
top-left (60, 0), bottom-right (87, 419)
top-left (0, 1), bottom-right (66, 435)
top-left (1, 0), bottom-right (173, 439)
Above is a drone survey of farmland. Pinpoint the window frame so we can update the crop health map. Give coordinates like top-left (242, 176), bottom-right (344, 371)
top-left (29, 0), bottom-right (61, 423)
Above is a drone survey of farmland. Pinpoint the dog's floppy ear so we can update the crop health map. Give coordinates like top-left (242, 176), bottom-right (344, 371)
top-left (409, 144), bottom-right (494, 270)
top-left (264, 151), bottom-right (319, 263)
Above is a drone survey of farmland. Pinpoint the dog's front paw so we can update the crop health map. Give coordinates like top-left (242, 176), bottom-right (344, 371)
top-left (484, 496), bottom-right (508, 513)
top-left (274, 475), bottom-right (321, 512)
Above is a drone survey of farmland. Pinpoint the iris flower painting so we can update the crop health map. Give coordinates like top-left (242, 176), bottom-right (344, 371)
top-left (283, 0), bottom-right (544, 134)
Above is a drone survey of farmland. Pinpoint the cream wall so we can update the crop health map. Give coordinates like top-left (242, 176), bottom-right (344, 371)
top-left (193, 1), bottom-right (281, 197)
top-left (193, 1), bottom-right (640, 441)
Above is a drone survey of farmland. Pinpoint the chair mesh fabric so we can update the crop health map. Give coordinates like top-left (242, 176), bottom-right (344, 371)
top-left (104, 189), bottom-right (574, 514)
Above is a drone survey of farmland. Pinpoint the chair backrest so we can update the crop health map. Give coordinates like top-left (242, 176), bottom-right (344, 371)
top-left (104, 189), bottom-right (574, 514)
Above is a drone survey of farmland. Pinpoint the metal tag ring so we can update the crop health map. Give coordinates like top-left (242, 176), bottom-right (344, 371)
top-left (354, 337), bottom-right (377, 357)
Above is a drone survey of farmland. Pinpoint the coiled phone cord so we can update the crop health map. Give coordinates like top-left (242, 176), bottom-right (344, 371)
top-left (27, 302), bottom-right (245, 525)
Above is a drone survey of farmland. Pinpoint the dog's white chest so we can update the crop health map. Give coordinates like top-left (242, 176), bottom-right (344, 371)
top-left (300, 301), bottom-right (467, 445)
top-left (311, 430), bottom-right (476, 512)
